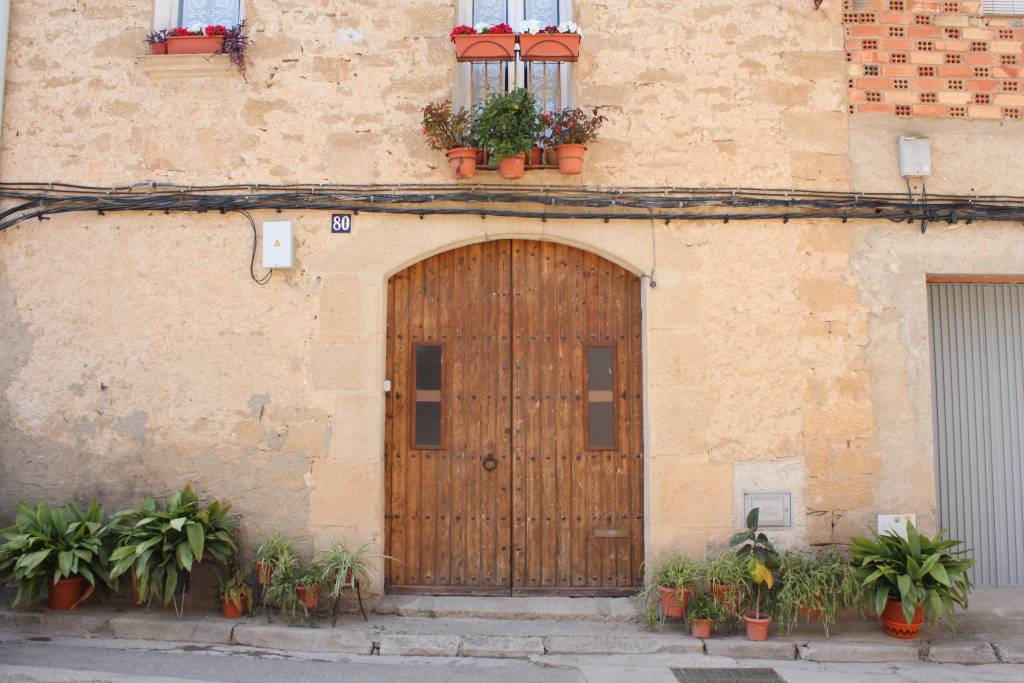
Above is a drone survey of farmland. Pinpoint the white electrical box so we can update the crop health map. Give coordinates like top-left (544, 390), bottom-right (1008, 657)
top-left (877, 513), bottom-right (917, 539)
top-left (743, 491), bottom-right (792, 528)
top-left (262, 221), bottom-right (294, 269)
top-left (898, 136), bottom-right (932, 177)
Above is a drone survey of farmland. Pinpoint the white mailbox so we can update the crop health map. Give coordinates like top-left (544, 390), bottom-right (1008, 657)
top-left (898, 136), bottom-right (932, 178)
top-left (877, 513), bottom-right (917, 539)
top-left (263, 221), bottom-right (294, 269)
top-left (743, 491), bottom-right (792, 528)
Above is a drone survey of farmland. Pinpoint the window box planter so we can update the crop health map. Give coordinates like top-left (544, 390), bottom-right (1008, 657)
top-left (167, 34), bottom-right (225, 55)
top-left (150, 43), bottom-right (168, 55)
top-left (453, 33), bottom-right (516, 62)
top-left (519, 33), bottom-right (581, 62)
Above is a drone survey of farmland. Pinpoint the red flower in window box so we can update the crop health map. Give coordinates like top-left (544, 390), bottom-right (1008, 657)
top-left (451, 22), bottom-right (515, 62)
top-left (166, 23), bottom-right (226, 55)
top-left (519, 21), bottom-right (582, 62)
top-left (205, 25), bottom-right (228, 36)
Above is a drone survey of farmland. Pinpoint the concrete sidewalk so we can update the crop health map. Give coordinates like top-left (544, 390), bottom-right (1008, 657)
top-left (1, 595), bottom-right (1022, 666)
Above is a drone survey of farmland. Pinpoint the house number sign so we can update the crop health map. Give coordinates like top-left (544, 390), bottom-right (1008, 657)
top-left (331, 214), bottom-right (353, 234)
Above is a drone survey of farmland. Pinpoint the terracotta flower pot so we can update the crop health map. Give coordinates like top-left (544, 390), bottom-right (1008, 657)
top-left (519, 33), bottom-right (581, 62)
top-left (255, 559), bottom-right (273, 585)
top-left (711, 583), bottom-right (741, 614)
top-left (475, 149), bottom-right (490, 166)
top-left (453, 33), bottom-right (516, 62)
top-left (150, 43), bottom-right (168, 55)
top-left (690, 618), bottom-right (713, 639)
top-left (296, 584), bottom-right (320, 610)
top-left (555, 143), bottom-right (586, 174)
top-left (446, 147), bottom-right (478, 179)
top-left (880, 598), bottom-right (923, 639)
top-left (655, 585), bottom-right (692, 619)
top-left (744, 613), bottom-right (772, 641)
top-left (497, 153), bottom-right (526, 180)
top-left (221, 594), bottom-right (249, 619)
top-left (47, 576), bottom-right (85, 611)
top-left (166, 35), bottom-right (224, 55)
top-left (530, 146), bottom-right (544, 166)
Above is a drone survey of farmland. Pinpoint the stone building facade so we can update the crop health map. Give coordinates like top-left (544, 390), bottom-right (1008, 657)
top-left (1, 0), bottom-right (1022, 596)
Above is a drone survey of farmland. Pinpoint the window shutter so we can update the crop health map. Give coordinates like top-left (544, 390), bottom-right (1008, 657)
top-left (982, 0), bottom-right (1024, 13)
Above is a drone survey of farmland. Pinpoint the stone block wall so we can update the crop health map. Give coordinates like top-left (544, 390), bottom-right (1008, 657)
top-left (846, 0), bottom-right (1024, 118)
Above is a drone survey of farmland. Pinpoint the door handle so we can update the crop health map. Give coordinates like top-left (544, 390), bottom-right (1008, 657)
top-left (482, 453), bottom-right (498, 472)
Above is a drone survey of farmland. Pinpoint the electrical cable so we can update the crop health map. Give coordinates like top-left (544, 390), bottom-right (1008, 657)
top-left (235, 209), bottom-right (272, 285)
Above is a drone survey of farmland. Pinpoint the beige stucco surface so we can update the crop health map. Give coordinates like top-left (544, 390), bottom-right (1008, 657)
top-left (1, 1), bottom-right (1023, 599)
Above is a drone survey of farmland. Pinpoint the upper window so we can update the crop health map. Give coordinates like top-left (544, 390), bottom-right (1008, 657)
top-left (457, 0), bottom-right (573, 113)
top-left (982, 1), bottom-right (1024, 12)
top-left (153, 0), bottom-right (242, 30)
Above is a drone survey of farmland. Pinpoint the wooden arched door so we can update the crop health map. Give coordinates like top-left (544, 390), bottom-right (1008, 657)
top-left (384, 240), bottom-right (644, 596)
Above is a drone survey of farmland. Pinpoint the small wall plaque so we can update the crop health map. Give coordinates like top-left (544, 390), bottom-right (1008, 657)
top-left (331, 214), bottom-right (352, 234)
top-left (743, 491), bottom-right (792, 528)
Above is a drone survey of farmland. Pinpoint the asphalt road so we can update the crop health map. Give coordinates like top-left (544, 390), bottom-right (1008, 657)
top-left (3, 633), bottom-right (1024, 683)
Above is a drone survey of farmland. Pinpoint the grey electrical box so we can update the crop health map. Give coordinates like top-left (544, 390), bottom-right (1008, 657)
top-left (743, 491), bottom-right (792, 528)
top-left (898, 135), bottom-right (932, 177)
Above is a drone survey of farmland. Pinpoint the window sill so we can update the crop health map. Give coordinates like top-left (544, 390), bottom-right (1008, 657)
top-left (136, 54), bottom-right (236, 80)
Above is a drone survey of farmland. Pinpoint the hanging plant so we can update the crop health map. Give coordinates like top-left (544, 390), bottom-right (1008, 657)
top-left (221, 21), bottom-right (253, 80)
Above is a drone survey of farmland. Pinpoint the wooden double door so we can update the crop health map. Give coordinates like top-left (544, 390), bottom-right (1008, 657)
top-left (384, 240), bottom-right (644, 595)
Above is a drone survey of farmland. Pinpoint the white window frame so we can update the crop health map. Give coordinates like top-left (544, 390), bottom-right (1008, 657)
top-left (982, 1), bottom-right (1024, 13)
top-left (153, 0), bottom-right (245, 31)
top-left (454, 0), bottom-right (575, 111)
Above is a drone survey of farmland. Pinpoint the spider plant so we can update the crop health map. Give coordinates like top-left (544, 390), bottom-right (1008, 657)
top-left (316, 541), bottom-right (378, 600)
top-left (698, 552), bottom-right (750, 618)
top-left (773, 550), bottom-right (863, 636)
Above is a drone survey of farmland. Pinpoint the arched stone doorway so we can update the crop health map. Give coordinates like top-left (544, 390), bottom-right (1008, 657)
top-left (384, 239), bottom-right (644, 596)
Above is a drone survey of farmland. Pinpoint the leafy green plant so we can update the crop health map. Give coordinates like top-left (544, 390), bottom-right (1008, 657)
top-left (730, 508), bottom-right (779, 618)
top-left (421, 99), bottom-right (474, 151)
top-left (108, 485), bottom-right (236, 607)
top-left (256, 533), bottom-right (296, 568)
top-left (547, 107), bottom-right (607, 146)
top-left (636, 553), bottom-right (701, 624)
top-left (0, 501), bottom-right (115, 607)
top-left (699, 552), bottom-right (749, 617)
top-left (850, 521), bottom-right (973, 628)
top-left (219, 568), bottom-right (253, 612)
top-left (296, 563), bottom-right (322, 588)
top-left (262, 547), bottom-right (301, 622)
top-left (773, 550), bottom-right (863, 636)
top-left (687, 594), bottom-right (727, 623)
top-left (317, 541), bottom-right (378, 600)
top-left (472, 88), bottom-right (543, 161)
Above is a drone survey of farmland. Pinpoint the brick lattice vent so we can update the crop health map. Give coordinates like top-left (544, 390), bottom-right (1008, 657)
top-left (845, 0), bottom-right (1024, 119)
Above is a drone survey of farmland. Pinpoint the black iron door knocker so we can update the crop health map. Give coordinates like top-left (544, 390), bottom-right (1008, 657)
top-left (482, 453), bottom-right (498, 472)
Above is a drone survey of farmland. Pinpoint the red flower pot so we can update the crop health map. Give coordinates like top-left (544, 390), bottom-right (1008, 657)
top-left (446, 147), bottom-right (478, 179)
top-left (255, 559), bottom-right (273, 585)
top-left (529, 146), bottom-right (544, 166)
top-left (656, 585), bottom-right (692, 619)
top-left (47, 576), bottom-right (85, 611)
top-left (453, 34), bottom-right (516, 62)
top-left (296, 584), bottom-right (320, 610)
top-left (166, 35), bottom-right (224, 55)
top-left (519, 33), bottom-right (581, 62)
top-left (744, 613), bottom-right (772, 641)
top-left (497, 153), bottom-right (526, 180)
top-left (221, 594), bottom-right (249, 619)
top-left (475, 149), bottom-right (490, 166)
top-left (711, 583), bottom-right (741, 614)
top-left (880, 598), bottom-right (923, 639)
top-left (150, 43), bottom-right (168, 55)
top-left (554, 144), bottom-right (586, 174)
top-left (690, 618), bottom-right (713, 639)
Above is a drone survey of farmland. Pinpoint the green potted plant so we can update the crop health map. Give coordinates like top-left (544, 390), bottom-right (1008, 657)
top-left (263, 549), bottom-right (302, 623)
top-left (686, 593), bottom-right (727, 639)
top-left (774, 550), bottom-right (863, 637)
top-left (730, 508), bottom-right (779, 641)
top-left (421, 99), bottom-right (478, 179)
top-left (472, 88), bottom-right (543, 180)
top-left (698, 552), bottom-right (748, 619)
top-left (108, 485), bottom-right (235, 615)
top-left (255, 533), bottom-right (296, 587)
top-left (318, 540), bottom-right (380, 623)
top-left (548, 107), bottom-right (606, 175)
top-left (639, 554), bottom-right (701, 620)
top-left (851, 521), bottom-right (973, 640)
top-left (219, 568), bottom-right (253, 619)
top-left (0, 500), bottom-right (115, 611)
top-left (295, 563), bottom-right (322, 611)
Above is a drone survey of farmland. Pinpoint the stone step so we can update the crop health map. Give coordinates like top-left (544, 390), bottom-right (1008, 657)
top-left (376, 595), bottom-right (642, 622)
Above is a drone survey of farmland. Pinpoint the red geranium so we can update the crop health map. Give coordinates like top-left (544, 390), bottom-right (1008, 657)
top-left (170, 27), bottom-right (193, 37)
top-left (205, 25), bottom-right (228, 36)
top-left (540, 25), bottom-right (560, 34)
top-left (450, 24), bottom-right (476, 42)
top-left (482, 22), bottom-right (513, 34)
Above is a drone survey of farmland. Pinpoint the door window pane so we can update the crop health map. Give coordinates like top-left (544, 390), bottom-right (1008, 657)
top-left (179, 0), bottom-right (240, 26)
top-left (413, 345), bottom-right (443, 448)
top-left (586, 346), bottom-right (615, 449)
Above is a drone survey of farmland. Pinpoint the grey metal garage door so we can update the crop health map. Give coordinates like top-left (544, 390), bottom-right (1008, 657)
top-left (929, 283), bottom-right (1024, 587)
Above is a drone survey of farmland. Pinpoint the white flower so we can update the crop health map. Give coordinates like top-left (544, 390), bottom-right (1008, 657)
top-left (517, 19), bottom-right (542, 34)
top-left (473, 22), bottom-right (492, 33)
top-left (188, 23), bottom-right (206, 35)
top-left (557, 22), bottom-right (581, 36)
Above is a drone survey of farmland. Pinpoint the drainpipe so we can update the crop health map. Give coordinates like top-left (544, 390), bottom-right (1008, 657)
top-left (0, 0), bottom-right (9, 171)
